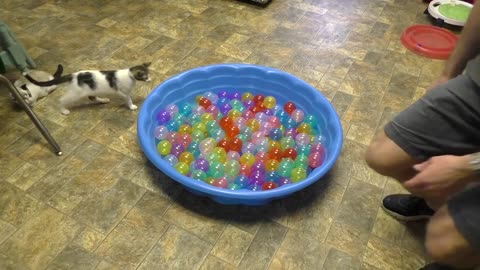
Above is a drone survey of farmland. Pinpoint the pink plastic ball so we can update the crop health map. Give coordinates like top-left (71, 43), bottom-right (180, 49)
top-left (234, 117), bottom-right (247, 130)
top-left (242, 110), bottom-right (255, 120)
top-left (291, 109), bottom-right (305, 123)
top-left (295, 133), bottom-right (311, 146)
top-left (255, 112), bottom-right (269, 123)
top-left (165, 104), bottom-right (179, 116)
top-left (258, 122), bottom-right (273, 135)
top-left (269, 116), bottom-right (281, 128)
top-left (308, 152), bottom-right (324, 168)
top-left (179, 133), bottom-right (192, 148)
top-left (251, 132), bottom-right (265, 145)
top-left (310, 143), bottom-right (326, 157)
top-left (284, 128), bottom-right (297, 138)
top-left (206, 105), bottom-right (219, 118)
top-left (192, 105), bottom-right (205, 115)
top-left (213, 177), bottom-right (229, 188)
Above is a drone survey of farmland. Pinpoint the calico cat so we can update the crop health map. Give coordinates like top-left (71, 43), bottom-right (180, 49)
top-left (23, 62), bottom-right (151, 115)
top-left (12, 65), bottom-right (63, 106)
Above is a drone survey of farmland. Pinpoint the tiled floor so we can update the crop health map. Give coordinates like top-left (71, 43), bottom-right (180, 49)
top-left (0, 0), bottom-right (446, 269)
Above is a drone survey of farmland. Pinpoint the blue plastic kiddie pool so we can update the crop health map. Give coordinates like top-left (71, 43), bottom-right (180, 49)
top-left (137, 64), bottom-right (343, 205)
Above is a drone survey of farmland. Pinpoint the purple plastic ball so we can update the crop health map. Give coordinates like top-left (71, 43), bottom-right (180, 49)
top-left (230, 91), bottom-right (242, 100)
top-left (171, 143), bottom-right (184, 157)
top-left (250, 162), bottom-right (266, 174)
top-left (194, 158), bottom-right (210, 172)
top-left (278, 177), bottom-right (293, 186)
top-left (249, 170), bottom-right (265, 185)
top-left (157, 110), bottom-right (171, 124)
top-left (219, 103), bottom-right (232, 115)
top-left (218, 90), bottom-right (229, 99)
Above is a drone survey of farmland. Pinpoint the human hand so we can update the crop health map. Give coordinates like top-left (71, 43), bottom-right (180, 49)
top-left (404, 155), bottom-right (473, 201)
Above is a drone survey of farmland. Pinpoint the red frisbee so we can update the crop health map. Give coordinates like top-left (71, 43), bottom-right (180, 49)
top-left (401, 25), bottom-right (458, 60)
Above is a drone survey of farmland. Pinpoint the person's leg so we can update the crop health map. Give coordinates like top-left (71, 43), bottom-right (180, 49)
top-left (366, 74), bottom-right (480, 219)
top-left (424, 185), bottom-right (480, 269)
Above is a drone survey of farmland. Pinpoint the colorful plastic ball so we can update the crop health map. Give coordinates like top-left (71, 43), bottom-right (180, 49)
top-left (262, 181), bottom-right (278, 190)
top-left (255, 112), bottom-right (269, 123)
top-left (242, 92), bottom-right (254, 101)
top-left (188, 113), bottom-right (202, 125)
top-left (191, 170), bottom-right (207, 181)
top-left (179, 151), bottom-right (194, 165)
top-left (283, 118), bottom-right (297, 129)
top-left (303, 115), bottom-right (317, 128)
top-left (166, 121), bottom-right (179, 131)
top-left (243, 99), bottom-right (255, 109)
top-left (291, 109), bottom-right (305, 123)
top-left (230, 91), bottom-right (241, 100)
top-left (283, 148), bottom-right (298, 160)
top-left (295, 154), bottom-right (309, 168)
top-left (255, 151), bottom-right (269, 164)
top-left (219, 103), bottom-right (232, 115)
top-left (225, 160), bottom-right (240, 178)
top-left (219, 116), bottom-right (233, 129)
top-left (308, 152), bottom-right (324, 168)
top-left (179, 103), bottom-right (193, 116)
top-left (205, 120), bottom-right (219, 131)
top-left (174, 162), bottom-right (189, 175)
top-left (239, 164), bottom-right (251, 176)
top-left (265, 159), bottom-right (279, 171)
top-left (227, 151), bottom-right (240, 161)
top-left (211, 129), bottom-right (226, 141)
top-left (276, 110), bottom-right (289, 121)
top-left (297, 123), bottom-right (312, 134)
top-left (312, 134), bottom-right (326, 145)
top-left (269, 128), bottom-right (283, 141)
top-left (250, 131), bottom-right (264, 145)
top-left (199, 138), bottom-right (216, 155)
top-left (205, 153), bottom-right (221, 164)
top-left (217, 139), bottom-right (229, 151)
top-left (156, 110), bottom-right (171, 124)
top-left (235, 175), bottom-right (249, 188)
top-left (211, 147), bottom-right (227, 163)
top-left (179, 133), bottom-right (192, 148)
top-left (201, 113), bottom-right (214, 124)
top-left (209, 162), bottom-right (225, 178)
top-left (262, 96), bottom-right (276, 109)
top-left (291, 167), bottom-right (307, 182)
top-left (242, 110), bottom-right (255, 120)
top-left (277, 159), bottom-right (294, 177)
top-left (154, 126), bottom-right (169, 140)
top-left (157, 140), bottom-right (172, 155)
top-left (284, 101), bottom-right (296, 114)
top-left (246, 119), bottom-right (260, 132)
top-left (239, 153), bottom-right (256, 167)
top-left (278, 177), bottom-right (292, 186)
top-left (296, 145), bottom-right (311, 156)
top-left (264, 108), bottom-right (275, 116)
top-left (229, 137), bottom-right (243, 152)
top-left (228, 109), bottom-right (242, 119)
top-left (205, 177), bottom-right (215, 185)
top-left (241, 142), bottom-right (256, 155)
top-left (191, 130), bottom-right (205, 142)
top-left (194, 158), bottom-right (210, 172)
top-left (171, 144), bottom-right (185, 157)
top-left (218, 97), bottom-right (229, 107)
top-left (253, 94), bottom-right (265, 104)
top-left (255, 138), bottom-right (270, 153)
top-left (228, 183), bottom-right (242, 190)
top-left (198, 97), bottom-right (212, 109)
top-left (280, 136), bottom-right (296, 150)
top-left (178, 124), bottom-right (192, 135)
top-left (165, 104), bottom-right (179, 116)
top-left (213, 177), bottom-right (229, 189)
top-left (234, 117), bottom-right (247, 131)
top-left (258, 122), bottom-right (273, 135)
top-left (311, 143), bottom-right (326, 157)
top-left (265, 171), bottom-right (280, 182)
top-left (241, 126), bottom-right (253, 140)
top-left (192, 105), bottom-right (205, 115)
top-left (205, 91), bottom-right (219, 103)
top-left (269, 147), bottom-right (283, 161)
top-left (269, 140), bottom-right (280, 150)
top-left (188, 141), bottom-right (200, 156)
top-left (225, 125), bottom-right (240, 138)
top-left (250, 162), bottom-right (266, 174)
top-left (248, 184), bottom-right (262, 191)
top-left (249, 170), bottom-right (265, 185)
top-left (295, 133), bottom-right (311, 146)
top-left (206, 105), bottom-right (219, 118)
top-left (218, 90), bottom-right (229, 99)
top-left (284, 128), bottom-right (297, 138)
top-left (163, 154), bottom-right (178, 166)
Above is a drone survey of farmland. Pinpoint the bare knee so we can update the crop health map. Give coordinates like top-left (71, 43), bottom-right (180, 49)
top-left (365, 131), bottom-right (418, 181)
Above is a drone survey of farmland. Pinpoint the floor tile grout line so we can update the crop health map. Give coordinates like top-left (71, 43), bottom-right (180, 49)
top-left (264, 222), bottom-right (289, 270)
top-left (198, 222), bottom-right (229, 269)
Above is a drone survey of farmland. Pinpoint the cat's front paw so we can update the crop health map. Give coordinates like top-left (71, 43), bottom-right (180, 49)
top-left (61, 108), bottom-right (71, 115)
top-left (129, 104), bottom-right (138, 111)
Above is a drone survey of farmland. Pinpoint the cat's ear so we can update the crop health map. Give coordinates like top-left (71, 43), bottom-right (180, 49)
top-left (143, 62), bottom-right (152, 67)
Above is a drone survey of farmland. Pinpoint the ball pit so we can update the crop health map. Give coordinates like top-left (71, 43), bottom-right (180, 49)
top-left (138, 64), bottom-right (343, 205)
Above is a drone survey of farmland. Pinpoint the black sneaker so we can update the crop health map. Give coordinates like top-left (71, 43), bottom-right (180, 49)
top-left (419, 263), bottom-right (456, 270)
top-left (382, 194), bottom-right (435, 221)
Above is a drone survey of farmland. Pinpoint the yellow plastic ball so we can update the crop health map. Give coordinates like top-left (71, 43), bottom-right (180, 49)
top-left (240, 153), bottom-right (256, 167)
top-left (262, 96), bottom-right (276, 109)
top-left (242, 92), bottom-right (254, 102)
top-left (157, 140), bottom-right (172, 156)
top-left (179, 151), bottom-right (194, 165)
top-left (174, 162), bottom-right (190, 175)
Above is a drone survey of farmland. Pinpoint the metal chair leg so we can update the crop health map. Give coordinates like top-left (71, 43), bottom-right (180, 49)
top-left (0, 75), bottom-right (62, 156)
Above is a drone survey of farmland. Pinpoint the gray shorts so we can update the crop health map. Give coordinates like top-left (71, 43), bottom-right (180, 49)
top-left (385, 74), bottom-right (480, 250)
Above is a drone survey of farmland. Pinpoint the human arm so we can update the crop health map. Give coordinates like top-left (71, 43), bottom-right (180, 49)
top-left (440, 2), bottom-right (480, 79)
top-left (403, 153), bottom-right (479, 200)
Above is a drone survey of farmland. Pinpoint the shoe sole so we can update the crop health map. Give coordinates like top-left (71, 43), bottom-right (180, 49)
top-left (381, 204), bottom-right (432, 222)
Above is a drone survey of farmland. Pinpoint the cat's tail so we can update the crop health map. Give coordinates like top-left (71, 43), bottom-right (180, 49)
top-left (22, 64), bottom-right (72, 87)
